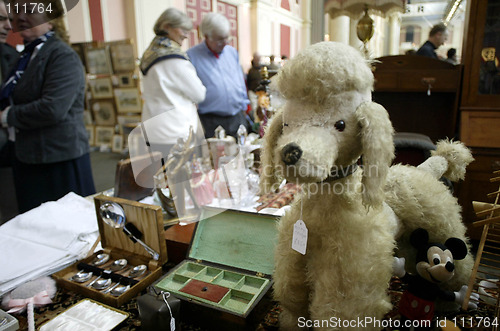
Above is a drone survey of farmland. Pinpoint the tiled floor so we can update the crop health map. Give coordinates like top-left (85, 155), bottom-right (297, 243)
top-left (0, 151), bottom-right (124, 225)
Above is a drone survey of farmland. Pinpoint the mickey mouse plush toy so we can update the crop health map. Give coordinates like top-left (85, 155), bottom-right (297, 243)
top-left (393, 228), bottom-right (479, 329)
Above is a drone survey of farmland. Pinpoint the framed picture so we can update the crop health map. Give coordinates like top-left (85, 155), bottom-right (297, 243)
top-left (95, 126), bottom-right (115, 146)
top-left (85, 125), bottom-right (94, 146)
top-left (114, 88), bottom-right (142, 113)
top-left (83, 110), bottom-right (93, 125)
top-left (110, 43), bottom-right (136, 73)
top-left (89, 77), bottom-right (113, 99)
top-left (113, 73), bottom-right (136, 87)
top-left (112, 134), bottom-right (124, 153)
top-left (117, 115), bottom-right (141, 134)
top-left (84, 46), bottom-right (112, 75)
top-left (71, 43), bottom-right (86, 68)
top-left (91, 100), bottom-right (116, 126)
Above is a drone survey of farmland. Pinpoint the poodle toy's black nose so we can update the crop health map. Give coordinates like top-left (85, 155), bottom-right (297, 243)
top-left (445, 261), bottom-right (454, 272)
top-left (281, 143), bottom-right (303, 165)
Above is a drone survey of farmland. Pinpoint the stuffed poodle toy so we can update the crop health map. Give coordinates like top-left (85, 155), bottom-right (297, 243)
top-left (261, 41), bottom-right (399, 330)
top-left (260, 41), bottom-right (475, 330)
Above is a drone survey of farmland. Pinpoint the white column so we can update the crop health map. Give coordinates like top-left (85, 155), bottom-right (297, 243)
top-left (329, 15), bottom-right (349, 44)
top-left (388, 12), bottom-right (401, 55)
top-left (310, 0), bottom-right (324, 44)
top-left (301, 0), bottom-right (312, 47)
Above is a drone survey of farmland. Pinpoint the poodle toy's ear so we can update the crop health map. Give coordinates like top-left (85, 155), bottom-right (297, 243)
top-left (355, 102), bottom-right (395, 207)
top-left (445, 237), bottom-right (468, 260)
top-left (259, 108), bottom-right (284, 194)
top-left (410, 228), bottom-right (430, 250)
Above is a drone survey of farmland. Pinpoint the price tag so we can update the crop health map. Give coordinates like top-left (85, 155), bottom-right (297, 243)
top-left (292, 220), bottom-right (308, 255)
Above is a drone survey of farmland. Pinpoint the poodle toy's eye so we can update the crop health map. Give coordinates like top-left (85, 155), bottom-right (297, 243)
top-left (334, 120), bottom-right (345, 132)
top-left (283, 123), bottom-right (289, 127)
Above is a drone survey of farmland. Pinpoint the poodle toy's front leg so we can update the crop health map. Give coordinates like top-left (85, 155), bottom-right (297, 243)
top-left (274, 212), bottom-right (310, 330)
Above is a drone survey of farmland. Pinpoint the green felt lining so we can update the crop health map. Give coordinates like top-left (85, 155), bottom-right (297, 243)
top-left (155, 262), bottom-right (270, 314)
top-left (189, 208), bottom-right (278, 275)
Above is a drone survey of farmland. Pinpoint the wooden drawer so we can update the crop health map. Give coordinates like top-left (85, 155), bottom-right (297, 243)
top-left (461, 111), bottom-right (500, 148)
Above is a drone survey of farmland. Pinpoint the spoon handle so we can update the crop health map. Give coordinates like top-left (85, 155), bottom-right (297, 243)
top-left (86, 275), bottom-right (102, 288)
top-left (102, 282), bottom-right (121, 294)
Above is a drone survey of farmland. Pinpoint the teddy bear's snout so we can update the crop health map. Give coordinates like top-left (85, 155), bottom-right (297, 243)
top-left (281, 143), bottom-right (303, 165)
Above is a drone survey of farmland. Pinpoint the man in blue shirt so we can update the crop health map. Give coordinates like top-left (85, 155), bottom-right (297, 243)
top-left (416, 23), bottom-right (448, 59)
top-left (187, 12), bottom-right (250, 138)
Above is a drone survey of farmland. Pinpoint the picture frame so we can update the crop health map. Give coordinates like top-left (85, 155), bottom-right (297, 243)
top-left (114, 88), bottom-right (142, 113)
top-left (113, 73), bottom-right (136, 88)
top-left (110, 43), bottom-right (136, 73)
top-left (95, 126), bottom-right (115, 146)
top-left (84, 46), bottom-right (112, 75)
top-left (71, 43), bottom-right (86, 68)
top-left (83, 110), bottom-right (93, 126)
top-left (89, 77), bottom-right (113, 99)
top-left (85, 125), bottom-right (94, 146)
top-left (91, 100), bottom-right (116, 126)
top-left (112, 134), bottom-right (124, 153)
top-left (117, 115), bottom-right (141, 134)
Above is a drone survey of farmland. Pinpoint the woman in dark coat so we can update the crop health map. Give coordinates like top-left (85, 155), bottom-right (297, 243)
top-left (0, 0), bottom-right (95, 213)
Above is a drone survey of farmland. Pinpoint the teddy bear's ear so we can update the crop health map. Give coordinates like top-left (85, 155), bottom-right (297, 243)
top-left (259, 108), bottom-right (284, 194)
top-left (355, 102), bottom-right (394, 208)
top-left (445, 237), bottom-right (468, 260)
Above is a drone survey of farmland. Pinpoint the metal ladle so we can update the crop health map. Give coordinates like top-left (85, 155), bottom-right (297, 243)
top-left (99, 202), bottom-right (160, 260)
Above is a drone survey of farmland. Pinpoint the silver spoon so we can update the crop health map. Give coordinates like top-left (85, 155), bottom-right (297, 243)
top-left (111, 284), bottom-right (130, 297)
top-left (128, 264), bottom-right (147, 278)
top-left (70, 270), bottom-right (93, 283)
top-left (109, 258), bottom-right (128, 271)
top-left (92, 278), bottom-right (112, 290)
top-left (87, 259), bottom-right (126, 287)
top-left (99, 202), bottom-right (160, 260)
top-left (92, 253), bottom-right (110, 266)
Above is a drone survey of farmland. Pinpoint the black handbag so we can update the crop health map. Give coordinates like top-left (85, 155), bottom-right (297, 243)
top-left (137, 287), bottom-right (180, 331)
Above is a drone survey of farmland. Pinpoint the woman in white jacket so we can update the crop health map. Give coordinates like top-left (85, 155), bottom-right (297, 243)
top-left (140, 8), bottom-right (206, 158)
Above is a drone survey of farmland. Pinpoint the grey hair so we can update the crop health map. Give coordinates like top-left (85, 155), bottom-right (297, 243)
top-left (200, 12), bottom-right (230, 39)
top-left (154, 8), bottom-right (193, 36)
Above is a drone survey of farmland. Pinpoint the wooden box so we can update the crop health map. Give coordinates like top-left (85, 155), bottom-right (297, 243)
top-left (53, 195), bottom-right (167, 307)
top-left (155, 207), bottom-right (278, 330)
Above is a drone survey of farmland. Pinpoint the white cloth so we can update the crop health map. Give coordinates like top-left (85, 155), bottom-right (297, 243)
top-left (0, 193), bottom-right (99, 296)
top-left (141, 58), bottom-right (206, 144)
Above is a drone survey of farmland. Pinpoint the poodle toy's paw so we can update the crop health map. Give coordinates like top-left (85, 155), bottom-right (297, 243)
top-left (393, 257), bottom-right (406, 278)
top-left (454, 285), bottom-right (479, 309)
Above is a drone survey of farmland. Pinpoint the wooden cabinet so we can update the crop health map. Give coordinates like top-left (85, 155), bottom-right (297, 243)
top-left (372, 55), bottom-right (462, 142)
top-left (456, 0), bottom-right (500, 240)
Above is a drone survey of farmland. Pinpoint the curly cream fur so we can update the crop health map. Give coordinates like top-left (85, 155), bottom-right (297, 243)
top-left (431, 139), bottom-right (474, 181)
top-left (276, 42), bottom-right (374, 106)
top-left (262, 42), bottom-right (397, 330)
top-left (385, 140), bottom-right (475, 312)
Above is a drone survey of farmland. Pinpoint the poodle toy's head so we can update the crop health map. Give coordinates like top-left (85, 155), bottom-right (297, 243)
top-left (260, 42), bottom-right (394, 207)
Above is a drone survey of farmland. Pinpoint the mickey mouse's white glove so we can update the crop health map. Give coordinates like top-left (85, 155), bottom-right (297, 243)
top-left (393, 257), bottom-right (406, 278)
top-left (454, 285), bottom-right (479, 310)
